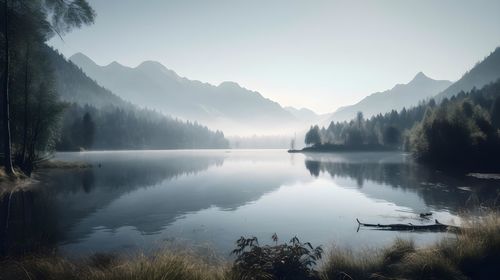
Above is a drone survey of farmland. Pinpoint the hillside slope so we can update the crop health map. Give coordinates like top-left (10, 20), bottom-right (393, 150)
top-left (436, 47), bottom-right (500, 100)
top-left (70, 53), bottom-right (299, 134)
top-left (330, 72), bottom-right (451, 122)
top-left (46, 47), bottom-right (229, 149)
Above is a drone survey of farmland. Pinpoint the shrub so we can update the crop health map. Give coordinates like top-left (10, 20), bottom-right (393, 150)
top-left (231, 234), bottom-right (323, 280)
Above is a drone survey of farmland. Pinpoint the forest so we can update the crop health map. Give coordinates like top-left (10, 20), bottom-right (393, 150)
top-left (0, 0), bottom-right (228, 176)
top-left (305, 80), bottom-right (500, 169)
top-left (56, 104), bottom-right (228, 151)
top-left (2, 1), bottom-right (500, 280)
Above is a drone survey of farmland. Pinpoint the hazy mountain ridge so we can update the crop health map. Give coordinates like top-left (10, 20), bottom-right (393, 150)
top-left (284, 107), bottom-right (318, 122)
top-left (47, 47), bottom-right (229, 149)
top-left (328, 72), bottom-right (452, 122)
top-left (70, 53), bottom-right (302, 135)
top-left (435, 47), bottom-right (500, 100)
top-left (49, 49), bottom-right (131, 109)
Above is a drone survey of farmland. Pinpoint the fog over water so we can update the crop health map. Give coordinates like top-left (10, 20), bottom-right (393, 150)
top-left (3, 150), bottom-right (497, 257)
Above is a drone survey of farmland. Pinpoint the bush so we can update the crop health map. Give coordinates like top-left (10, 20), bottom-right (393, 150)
top-left (231, 234), bottom-right (323, 280)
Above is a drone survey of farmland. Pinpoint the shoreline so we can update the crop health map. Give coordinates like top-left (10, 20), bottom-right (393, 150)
top-left (288, 144), bottom-right (397, 153)
top-left (0, 169), bottom-right (35, 197)
top-left (0, 160), bottom-right (91, 196)
top-left (0, 212), bottom-right (498, 280)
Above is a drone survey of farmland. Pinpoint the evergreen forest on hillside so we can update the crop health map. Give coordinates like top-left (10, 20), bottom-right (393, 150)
top-left (305, 79), bottom-right (500, 169)
top-left (0, 1), bottom-right (228, 175)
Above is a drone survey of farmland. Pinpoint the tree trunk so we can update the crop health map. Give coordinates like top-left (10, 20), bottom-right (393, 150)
top-left (24, 91), bottom-right (43, 176)
top-left (21, 43), bottom-right (30, 166)
top-left (2, 0), bottom-right (15, 175)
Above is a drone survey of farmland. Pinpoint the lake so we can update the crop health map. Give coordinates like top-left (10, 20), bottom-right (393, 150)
top-left (1, 150), bottom-right (498, 257)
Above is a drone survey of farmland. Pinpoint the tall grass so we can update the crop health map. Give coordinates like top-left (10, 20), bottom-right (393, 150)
top-left (321, 212), bottom-right (500, 280)
top-left (1, 213), bottom-right (499, 280)
top-left (0, 252), bottom-right (231, 280)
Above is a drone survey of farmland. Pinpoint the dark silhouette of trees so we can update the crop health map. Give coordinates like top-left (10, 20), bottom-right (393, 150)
top-left (345, 126), bottom-right (364, 146)
top-left (304, 78), bottom-right (500, 169)
top-left (2, 0), bottom-right (14, 174)
top-left (356, 111), bottom-right (364, 129)
top-left (409, 83), bottom-right (500, 168)
top-left (1, 0), bottom-right (95, 175)
top-left (82, 112), bottom-right (95, 150)
top-left (305, 125), bottom-right (321, 146)
top-left (491, 97), bottom-right (500, 130)
top-left (56, 104), bottom-right (229, 151)
top-left (9, 46), bottom-right (66, 175)
top-left (383, 126), bottom-right (401, 147)
top-left (42, 46), bottom-right (230, 151)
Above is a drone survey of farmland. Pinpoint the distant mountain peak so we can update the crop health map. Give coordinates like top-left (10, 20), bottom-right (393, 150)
top-left (70, 52), bottom-right (90, 60)
top-left (69, 52), bottom-right (96, 66)
top-left (136, 60), bottom-right (182, 80)
top-left (285, 106), bottom-right (317, 114)
top-left (284, 106), bottom-right (318, 122)
top-left (218, 81), bottom-right (242, 89)
top-left (68, 52), bottom-right (299, 134)
top-left (107, 61), bottom-right (123, 68)
top-left (411, 71), bottom-right (431, 82)
top-left (137, 60), bottom-right (166, 70)
top-left (327, 72), bottom-right (452, 123)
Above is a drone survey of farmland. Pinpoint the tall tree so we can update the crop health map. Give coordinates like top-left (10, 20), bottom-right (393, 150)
top-left (20, 42), bottom-right (30, 167)
top-left (356, 111), bottom-right (364, 129)
top-left (1, 0), bottom-right (14, 174)
top-left (1, 0), bottom-right (95, 175)
top-left (305, 125), bottom-right (321, 146)
top-left (491, 97), bottom-right (500, 130)
top-left (82, 112), bottom-right (95, 149)
top-left (383, 126), bottom-right (401, 147)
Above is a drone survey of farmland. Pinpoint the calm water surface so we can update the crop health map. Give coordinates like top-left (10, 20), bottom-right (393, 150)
top-left (2, 150), bottom-right (498, 257)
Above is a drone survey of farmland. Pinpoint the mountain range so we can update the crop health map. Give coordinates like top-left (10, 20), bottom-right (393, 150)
top-left (327, 47), bottom-right (500, 123)
top-left (284, 107), bottom-right (319, 122)
top-left (69, 53), bottom-right (303, 135)
top-left (46, 47), bottom-right (230, 149)
top-left (50, 50), bottom-right (130, 110)
top-left (328, 72), bottom-right (452, 122)
top-left (66, 45), bottom-right (500, 139)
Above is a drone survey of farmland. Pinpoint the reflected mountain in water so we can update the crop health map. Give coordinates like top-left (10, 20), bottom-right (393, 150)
top-left (1, 151), bottom-right (225, 255)
top-left (304, 152), bottom-right (499, 212)
top-left (2, 150), bottom-right (499, 257)
top-left (1, 151), bottom-right (302, 256)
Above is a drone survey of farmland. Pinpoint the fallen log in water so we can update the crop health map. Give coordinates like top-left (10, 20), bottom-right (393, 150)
top-left (419, 212), bottom-right (432, 218)
top-left (356, 218), bottom-right (460, 232)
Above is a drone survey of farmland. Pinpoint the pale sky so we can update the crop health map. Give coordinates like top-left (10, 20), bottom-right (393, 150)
top-left (48, 0), bottom-right (500, 114)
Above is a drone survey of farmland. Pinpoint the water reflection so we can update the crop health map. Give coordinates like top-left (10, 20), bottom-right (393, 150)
top-left (1, 150), bottom-right (498, 257)
top-left (1, 151), bottom-right (227, 255)
top-left (0, 190), bottom-right (56, 255)
top-left (304, 152), bottom-right (499, 212)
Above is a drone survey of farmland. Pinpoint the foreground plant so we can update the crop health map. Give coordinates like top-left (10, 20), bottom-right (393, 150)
top-left (231, 234), bottom-right (323, 280)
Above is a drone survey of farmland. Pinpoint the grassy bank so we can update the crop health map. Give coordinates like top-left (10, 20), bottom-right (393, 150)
top-left (0, 159), bottom-right (90, 195)
top-left (322, 213), bottom-right (500, 280)
top-left (1, 213), bottom-right (499, 280)
top-left (0, 169), bottom-right (32, 197)
top-left (0, 252), bottom-right (229, 280)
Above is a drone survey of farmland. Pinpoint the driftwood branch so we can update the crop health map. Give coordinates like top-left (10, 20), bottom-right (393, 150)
top-left (356, 218), bottom-right (460, 232)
